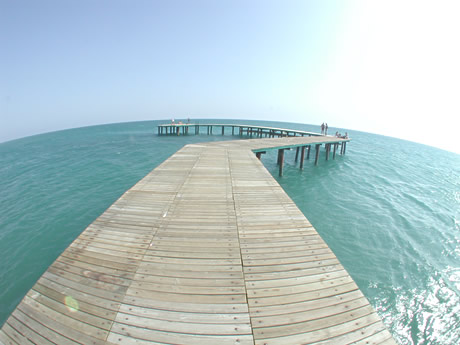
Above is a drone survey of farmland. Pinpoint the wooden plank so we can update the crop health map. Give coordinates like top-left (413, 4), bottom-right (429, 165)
top-left (122, 295), bottom-right (250, 314)
top-left (252, 296), bottom-right (370, 328)
top-left (16, 300), bottom-right (108, 345)
top-left (25, 289), bottom-right (113, 331)
top-left (32, 282), bottom-right (119, 319)
top-left (247, 275), bottom-right (355, 299)
top-left (135, 266), bottom-right (244, 279)
top-left (34, 277), bottom-right (122, 312)
top-left (0, 323), bottom-right (34, 345)
top-left (245, 264), bottom-right (344, 281)
top-left (107, 324), bottom-right (254, 345)
top-left (250, 290), bottom-right (366, 317)
top-left (125, 288), bottom-right (247, 304)
top-left (118, 304), bottom-right (250, 324)
top-left (3, 315), bottom-right (54, 345)
top-left (20, 295), bottom-right (109, 339)
top-left (253, 311), bottom-right (382, 344)
top-left (113, 311), bottom-right (252, 335)
top-left (128, 280), bottom-right (246, 295)
top-left (41, 271), bottom-right (127, 302)
top-left (246, 269), bottom-right (349, 289)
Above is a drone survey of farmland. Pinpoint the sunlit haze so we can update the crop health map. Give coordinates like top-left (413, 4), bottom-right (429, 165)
top-left (1, 0), bottom-right (459, 153)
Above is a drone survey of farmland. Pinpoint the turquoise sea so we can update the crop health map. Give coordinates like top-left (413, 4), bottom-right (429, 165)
top-left (0, 119), bottom-right (459, 344)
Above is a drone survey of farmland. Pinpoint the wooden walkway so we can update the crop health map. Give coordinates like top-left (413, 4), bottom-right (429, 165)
top-left (157, 123), bottom-right (321, 138)
top-left (0, 136), bottom-right (396, 345)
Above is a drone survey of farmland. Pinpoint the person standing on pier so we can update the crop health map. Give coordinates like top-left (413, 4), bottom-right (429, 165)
top-left (325, 123), bottom-right (328, 135)
top-left (321, 123), bottom-right (325, 135)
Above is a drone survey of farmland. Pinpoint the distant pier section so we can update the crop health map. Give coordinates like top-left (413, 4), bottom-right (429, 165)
top-left (158, 123), bottom-right (350, 175)
top-left (158, 123), bottom-right (322, 138)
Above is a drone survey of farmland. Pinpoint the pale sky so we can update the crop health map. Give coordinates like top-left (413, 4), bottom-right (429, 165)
top-left (1, 0), bottom-right (459, 153)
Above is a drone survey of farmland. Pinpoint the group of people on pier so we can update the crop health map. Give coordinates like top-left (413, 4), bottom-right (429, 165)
top-left (321, 123), bottom-right (348, 139)
top-left (335, 131), bottom-right (348, 139)
top-left (321, 122), bottom-right (328, 135)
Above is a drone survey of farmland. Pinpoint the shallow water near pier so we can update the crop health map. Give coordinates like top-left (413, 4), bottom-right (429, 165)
top-left (0, 119), bottom-right (459, 344)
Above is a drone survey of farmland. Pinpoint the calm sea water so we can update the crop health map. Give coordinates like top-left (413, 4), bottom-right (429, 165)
top-left (0, 119), bottom-right (458, 344)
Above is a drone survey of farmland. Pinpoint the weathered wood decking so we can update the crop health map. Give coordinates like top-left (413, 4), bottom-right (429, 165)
top-left (0, 135), bottom-right (396, 345)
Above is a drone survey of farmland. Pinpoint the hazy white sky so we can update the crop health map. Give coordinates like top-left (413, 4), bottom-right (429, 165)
top-left (1, 0), bottom-right (459, 153)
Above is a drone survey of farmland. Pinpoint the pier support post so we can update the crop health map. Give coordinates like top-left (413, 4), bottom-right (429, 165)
top-left (326, 144), bottom-right (330, 161)
top-left (333, 143), bottom-right (337, 159)
top-left (315, 144), bottom-right (320, 165)
top-left (300, 146), bottom-right (306, 170)
top-left (278, 149), bottom-right (285, 176)
top-left (222, 126), bottom-right (225, 135)
top-left (255, 151), bottom-right (266, 160)
top-left (232, 126), bottom-right (235, 135)
top-left (307, 145), bottom-right (311, 160)
top-left (340, 142), bottom-right (344, 155)
top-left (343, 142), bottom-right (347, 155)
top-left (295, 147), bottom-right (300, 163)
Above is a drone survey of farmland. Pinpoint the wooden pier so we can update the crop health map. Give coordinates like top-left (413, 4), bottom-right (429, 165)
top-left (0, 134), bottom-right (396, 345)
top-left (157, 123), bottom-right (321, 138)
